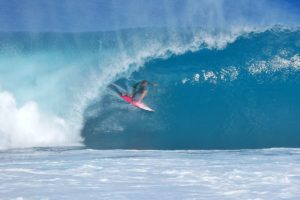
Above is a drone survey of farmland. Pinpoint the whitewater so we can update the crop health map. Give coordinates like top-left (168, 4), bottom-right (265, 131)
top-left (1, 0), bottom-right (300, 199)
top-left (1, 148), bottom-right (300, 200)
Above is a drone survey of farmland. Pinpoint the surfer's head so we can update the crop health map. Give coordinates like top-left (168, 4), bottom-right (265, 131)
top-left (141, 80), bottom-right (148, 86)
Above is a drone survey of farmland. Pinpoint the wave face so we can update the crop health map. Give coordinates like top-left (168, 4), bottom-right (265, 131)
top-left (1, 27), bottom-right (300, 150)
top-left (83, 28), bottom-right (300, 149)
top-left (0, 28), bottom-right (240, 149)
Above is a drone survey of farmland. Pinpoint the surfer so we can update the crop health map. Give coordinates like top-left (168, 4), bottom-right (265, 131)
top-left (109, 80), bottom-right (156, 111)
top-left (130, 80), bottom-right (157, 102)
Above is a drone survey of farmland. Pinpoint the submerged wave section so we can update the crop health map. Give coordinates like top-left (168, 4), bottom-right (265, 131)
top-left (83, 27), bottom-right (300, 149)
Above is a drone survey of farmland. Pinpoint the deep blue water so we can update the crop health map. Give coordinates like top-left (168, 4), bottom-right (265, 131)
top-left (83, 28), bottom-right (300, 149)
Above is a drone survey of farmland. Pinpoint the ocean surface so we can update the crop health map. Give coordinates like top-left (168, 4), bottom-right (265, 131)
top-left (0, 1), bottom-right (300, 199)
top-left (0, 26), bottom-right (299, 199)
top-left (1, 27), bottom-right (300, 150)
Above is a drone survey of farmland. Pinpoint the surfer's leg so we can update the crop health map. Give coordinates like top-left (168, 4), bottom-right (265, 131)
top-left (132, 93), bottom-right (140, 101)
top-left (133, 90), bottom-right (147, 102)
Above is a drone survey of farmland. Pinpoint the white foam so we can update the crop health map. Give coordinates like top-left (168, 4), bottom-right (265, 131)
top-left (1, 148), bottom-right (300, 200)
top-left (180, 66), bottom-right (239, 85)
top-left (0, 90), bottom-right (82, 149)
top-left (248, 54), bottom-right (300, 75)
top-left (204, 71), bottom-right (218, 82)
top-left (193, 73), bottom-right (200, 82)
top-left (181, 78), bottom-right (190, 84)
top-left (220, 66), bottom-right (239, 81)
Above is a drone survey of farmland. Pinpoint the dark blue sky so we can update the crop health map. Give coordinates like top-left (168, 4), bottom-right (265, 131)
top-left (0, 0), bottom-right (299, 31)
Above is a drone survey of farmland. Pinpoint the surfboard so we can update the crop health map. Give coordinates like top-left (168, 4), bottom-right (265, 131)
top-left (109, 83), bottom-right (155, 112)
top-left (120, 95), bottom-right (154, 112)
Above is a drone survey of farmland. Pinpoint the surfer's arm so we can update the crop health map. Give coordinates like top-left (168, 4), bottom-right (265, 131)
top-left (149, 82), bottom-right (158, 87)
top-left (138, 90), bottom-right (148, 102)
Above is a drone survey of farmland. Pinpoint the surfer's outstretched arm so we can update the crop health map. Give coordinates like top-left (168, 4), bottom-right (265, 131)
top-left (149, 82), bottom-right (158, 87)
